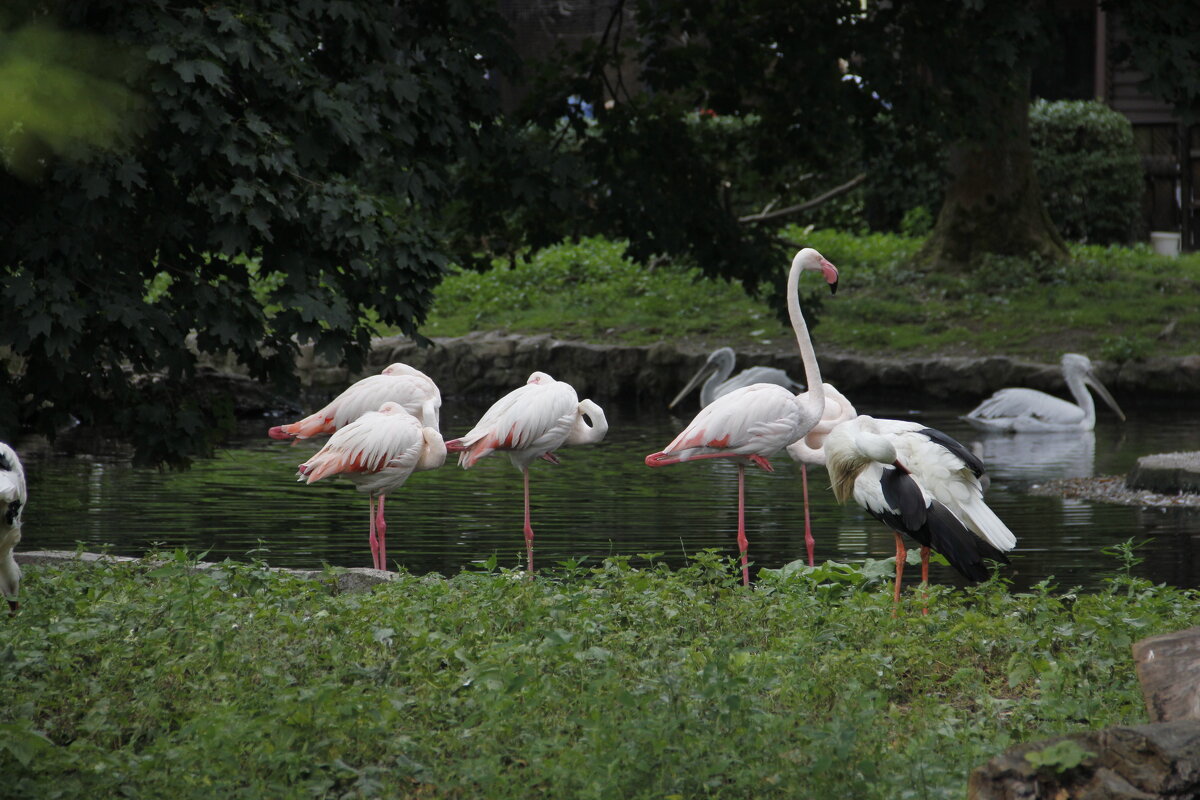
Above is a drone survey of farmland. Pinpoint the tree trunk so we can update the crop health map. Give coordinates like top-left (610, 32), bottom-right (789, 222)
top-left (917, 69), bottom-right (1069, 271)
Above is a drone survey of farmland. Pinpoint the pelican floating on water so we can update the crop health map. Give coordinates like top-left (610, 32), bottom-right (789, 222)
top-left (963, 353), bottom-right (1125, 433)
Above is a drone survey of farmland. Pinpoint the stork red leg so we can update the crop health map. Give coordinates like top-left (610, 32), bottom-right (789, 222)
top-left (920, 545), bottom-right (930, 616)
top-left (801, 463), bottom-right (815, 567)
top-left (737, 462), bottom-right (750, 587)
top-left (892, 532), bottom-right (907, 616)
top-left (523, 467), bottom-right (535, 576)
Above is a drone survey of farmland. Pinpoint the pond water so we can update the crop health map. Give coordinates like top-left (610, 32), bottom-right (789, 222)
top-left (16, 396), bottom-right (1200, 592)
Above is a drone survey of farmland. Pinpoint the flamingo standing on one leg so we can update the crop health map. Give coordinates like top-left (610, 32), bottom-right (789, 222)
top-left (823, 414), bottom-right (1016, 614)
top-left (444, 372), bottom-right (608, 575)
top-left (269, 362), bottom-right (442, 440)
top-left (645, 248), bottom-right (840, 586)
top-left (297, 402), bottom-right (446, 571)
top-left (785, 383), bottom-right (857, 566)
top-left (0, 442), bottom-right (27, 615)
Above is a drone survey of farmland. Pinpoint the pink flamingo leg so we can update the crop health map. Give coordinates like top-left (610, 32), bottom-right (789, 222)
top-left (376, 495), bottom-right (388, 572)
top-left (737, 463), bottom-right (750, 587)
top-left (368, 495), bottom-right (380, 570)
top-left (523, 467), bottom-right (535, 576)
top-left (801, 463), bottom-right (815, 567)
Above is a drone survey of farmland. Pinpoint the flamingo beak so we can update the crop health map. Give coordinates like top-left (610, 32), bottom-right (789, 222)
top-left (821, 259), bottom-right (839, 295)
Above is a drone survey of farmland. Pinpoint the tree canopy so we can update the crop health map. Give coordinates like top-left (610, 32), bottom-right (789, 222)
top-left (0, 1), bottom-right (511, 465)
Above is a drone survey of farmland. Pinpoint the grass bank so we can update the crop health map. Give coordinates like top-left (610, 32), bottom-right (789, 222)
top-left (5, 547), bottom-right (1194, 798)
top-left (421, 231), bottom-right (1200, 361)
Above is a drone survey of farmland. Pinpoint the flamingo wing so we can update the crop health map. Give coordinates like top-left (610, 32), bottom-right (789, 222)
top-left (664, 384), bottom-right (809, 461)
top-left (299, 408), bottom-right (424, 486)
top-left (452, 380), bottom-right (579, 467)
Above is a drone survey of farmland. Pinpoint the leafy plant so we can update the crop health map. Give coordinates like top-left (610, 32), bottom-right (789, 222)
top-left (1030, 100), bottom-right (1144, 244)
top-left (1024, 740), bottom-right (1096, 773)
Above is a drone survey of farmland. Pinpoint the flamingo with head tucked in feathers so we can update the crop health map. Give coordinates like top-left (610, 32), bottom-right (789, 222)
top-left (645, 248), bottom-right (840, 586)
top-left (785, 383), bottom-right (857, 566)
top-left (269, 362), bottom-right (441, 441)
top-left (823, 414), bottom-right (1016, 613)
top-left (297, 402), bottom-right (446, 571)
top-left (445, 372), bottom-right (608, 575)
top-left (0, 442), bottom-right (26, 615)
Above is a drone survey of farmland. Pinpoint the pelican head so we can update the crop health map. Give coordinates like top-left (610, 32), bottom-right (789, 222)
top-left (1062, 353), bottom-right (1125, 421)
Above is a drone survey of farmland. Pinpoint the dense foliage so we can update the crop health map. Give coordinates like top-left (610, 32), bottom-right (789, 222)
top-left (1030, 100), bottom-right (1144, 245)
top-left (0, 1), bottom-right (510, 466)
top-left (4, 549), bottom-right (1193, 798)
top-left (423, 231), bottom-right (1200, 361)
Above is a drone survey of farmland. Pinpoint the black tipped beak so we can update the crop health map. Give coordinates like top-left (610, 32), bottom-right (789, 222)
top-left (829, 280), bottom-right (838, 296)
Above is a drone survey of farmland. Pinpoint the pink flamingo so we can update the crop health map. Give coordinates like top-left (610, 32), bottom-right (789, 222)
top-left (785, 383), bottom-right (857, 566)
top-left (270, 362), bottom-right (441, 440)
top-left (645, 248), bottom-right (840, 586)
top-left (445, 372), bottom-right (608, 574)
top-left (297, 402), bottom-right (446, 571)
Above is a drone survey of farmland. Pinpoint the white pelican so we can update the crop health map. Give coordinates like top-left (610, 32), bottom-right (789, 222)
top-left (270, 362), bottom-right (442, 439)
top-left (785, 383), bottom-right (858, 566)
top-left (669, 347), bottom-right (803, 410)
top-left (824, 415), bottom-right (1015, 612)
top-left (646, 248), bottom-right (839, 586)
top-left (1, 442), bottom-right (27, 614)
top-left (445, 372), bottom-right (608, 575)
top-left (298, 402), bottom-right (446, 570)
top-left (964, 353), bottom-right (1125, 433)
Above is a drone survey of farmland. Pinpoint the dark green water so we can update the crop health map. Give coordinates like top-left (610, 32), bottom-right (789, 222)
top-left (16, 398), bottom-right (1200, 591)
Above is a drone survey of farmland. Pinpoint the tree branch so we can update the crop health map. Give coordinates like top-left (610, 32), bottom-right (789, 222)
top-left (737, 173), bottom-right (867, 224)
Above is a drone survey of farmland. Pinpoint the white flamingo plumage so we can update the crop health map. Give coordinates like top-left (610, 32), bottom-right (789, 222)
top-left (270, 362), bottom-right (442, 440)
top-left (645, 248), bottom-right (840, 586)
top-left (785, 383), bottom-right (858, 566)
top-left (964, 353), bottom-right (1125, 433)
top-left (0, 441), bottom-right (27, 615)
top-left (824, 414), bottom-right (1016, 612)
top-left (445, 372), bottom-right (608, 574)
top-left (297, 402), bottom-right (446, 571)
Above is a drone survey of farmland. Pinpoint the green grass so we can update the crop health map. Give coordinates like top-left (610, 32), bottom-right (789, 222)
top-left (5, 546), bottom-right (1194, 798)
top-left (420, 230), bottom-right (1200, 360)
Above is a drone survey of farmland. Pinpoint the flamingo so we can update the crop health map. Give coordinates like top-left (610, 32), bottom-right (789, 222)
top-left (0, 442), bottom-right (26, 615)
top-left (823, 414), bottom-right (1016, 613)
top-left (645, 248), bottom-right (840, 586)
top-left (785, 383), bottom-right (858, 566)
top-left (964, 353), bottom-right (1125, 433)
top-left (669, 347), bottom-right (803, 411)
top-left (297, 402), bottom-right (446, 571)
top-left (269, 362), bottom-right (441, 440)
top-left (445, 372), bottom-right (608, 574)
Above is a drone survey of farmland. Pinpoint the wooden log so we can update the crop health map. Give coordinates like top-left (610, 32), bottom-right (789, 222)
top-left (1132, 627), bottom-right (1200, 723)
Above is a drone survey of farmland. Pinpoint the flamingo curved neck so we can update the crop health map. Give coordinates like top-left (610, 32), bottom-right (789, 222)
top-left (567, 400), bottom-right (609, 445)
top-left (787, 258), bottom-right (825, 421)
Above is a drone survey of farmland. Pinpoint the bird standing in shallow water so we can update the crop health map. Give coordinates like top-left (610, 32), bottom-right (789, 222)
top-left (270, 362), bottom-right (441, 440)
top-left (445, 372), bottom-right (608, 575)
top-left (645, 248), bottom-right (840, 586)
top-left (964, 353), bottom-right (1125, 433)
top-left (823, 414), bottom-right (1016, 613)
top-left (0, 442), bottom-right (26, 615)
top-left (297, 402), bottom-right (446, 571)
top-left (785, 383), bottom-right (857, 566)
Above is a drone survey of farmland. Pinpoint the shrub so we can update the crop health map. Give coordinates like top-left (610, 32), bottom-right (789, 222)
top-left (1029, 100), bottom-right (1144, 245)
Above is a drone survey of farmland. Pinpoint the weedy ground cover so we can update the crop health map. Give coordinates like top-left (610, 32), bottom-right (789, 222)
top-left (421, 231), bottom-right (1200, 361)
top-left (4, 546), bottom-right (1193, 799)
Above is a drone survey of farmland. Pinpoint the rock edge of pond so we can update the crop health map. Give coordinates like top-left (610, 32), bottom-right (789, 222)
top-left (208, 331), bottom-right (1200, 415)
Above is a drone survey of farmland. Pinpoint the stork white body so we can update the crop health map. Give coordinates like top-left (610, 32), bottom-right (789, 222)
top-left (0, 442), bottom-right (27, 614)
